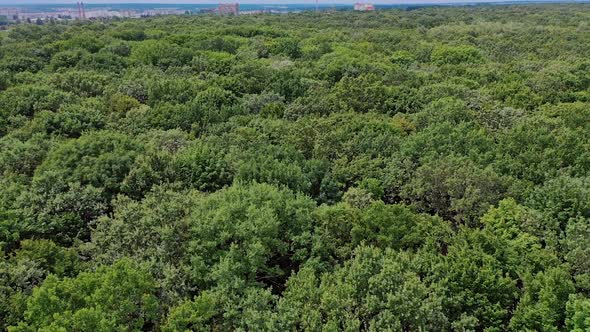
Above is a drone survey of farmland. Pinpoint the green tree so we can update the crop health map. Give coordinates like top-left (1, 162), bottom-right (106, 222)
top-left (431, 45), bottom-right (483, 65)
top-left (9, 259), bottom-right (159, 332)
top-left (509, 267), bottom-right (575, 331)
top-left (566, 294), bottom-right (590, 332)
top-left (278, 246), bottom-right (448, 331)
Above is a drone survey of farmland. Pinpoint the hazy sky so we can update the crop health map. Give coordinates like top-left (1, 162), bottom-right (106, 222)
top-left (0, 0), bottom-right (543, 4)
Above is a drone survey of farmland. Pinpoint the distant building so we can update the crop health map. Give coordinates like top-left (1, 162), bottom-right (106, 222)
top-left (218, 3), bottom-right (239, 16)
top-left (353, 3), bottom-right (375, 11)
top-left (199, 8), bottom-right (217, 14)
top-left (0, 8), bottom-right (20, 21)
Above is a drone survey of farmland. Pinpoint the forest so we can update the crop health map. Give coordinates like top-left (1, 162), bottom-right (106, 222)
top-left (1, 4), bottom-right (590, 331)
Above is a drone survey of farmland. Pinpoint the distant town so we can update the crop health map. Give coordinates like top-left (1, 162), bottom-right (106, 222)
top-left (0, 2), bottom-right (378, 25)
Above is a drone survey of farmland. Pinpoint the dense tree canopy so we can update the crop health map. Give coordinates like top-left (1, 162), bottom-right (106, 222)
top-left (2, 4), bottom-right (590, 331)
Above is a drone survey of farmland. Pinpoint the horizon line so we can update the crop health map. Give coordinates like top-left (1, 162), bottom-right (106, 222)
top-left (3, 0), bottom-right (590, 3)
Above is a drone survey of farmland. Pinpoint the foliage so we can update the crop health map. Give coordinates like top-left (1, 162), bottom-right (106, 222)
top-left (2, 5), bottom-right (590, 330)
top-left (9, 259), bottom-right (159, 332)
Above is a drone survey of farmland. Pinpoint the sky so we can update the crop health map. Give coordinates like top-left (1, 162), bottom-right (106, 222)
top-left (3, 0), bottom-right (325, 3)
top-left (0, 0), bottom-right (567, 4)
top-left (0, 0), bottom-right (575, 3)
